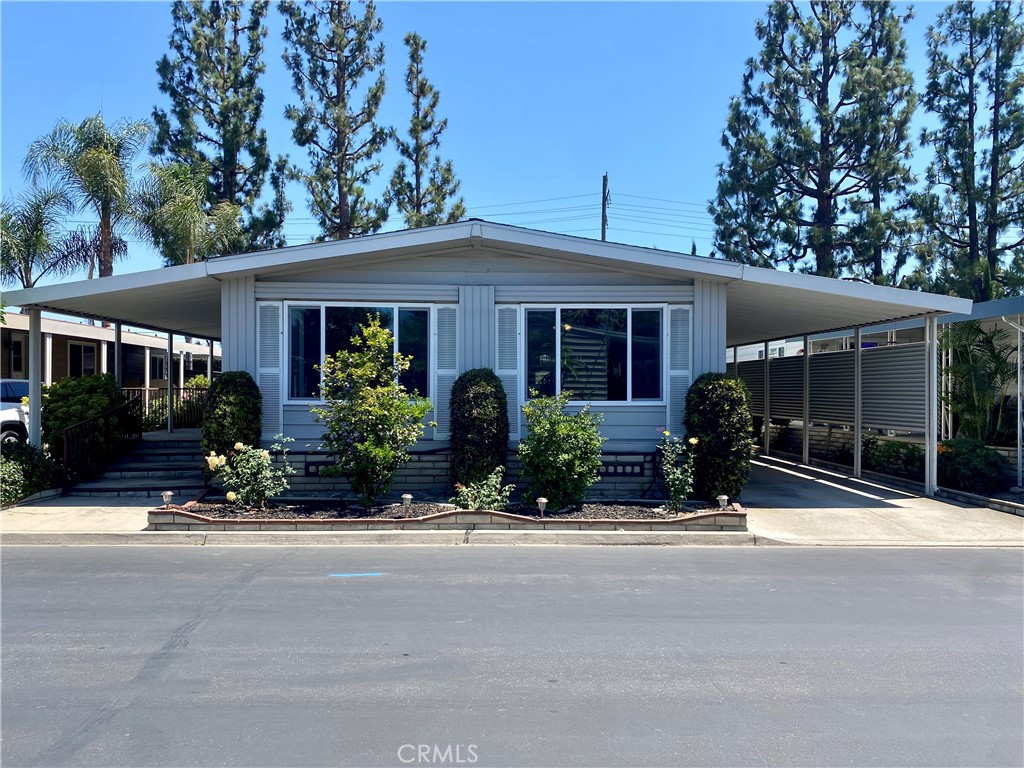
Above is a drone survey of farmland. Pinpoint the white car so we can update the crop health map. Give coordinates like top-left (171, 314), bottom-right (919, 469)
top-left (1, 380), bottom-right (30, 443)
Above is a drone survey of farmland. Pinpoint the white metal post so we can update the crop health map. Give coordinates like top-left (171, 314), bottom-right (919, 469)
top-left (43, 333), bottom-right (53, 386)
top-left (207, 339), bottom-right (214, 380)
top-left (925, 316), bottom-right (939, 496)
top-left (854, 327), bottom-right (862, 478)
top-left (100, 340), bottom-right (108, 374)
top-left (763, 341), bottom-right (771, 456)
top-left (28, 309), bottom-right (42, 447)
top-left (802, 334), bottom-right (810, 465)
top-left (166, 333), bottom-right (174, 432)
top-left (178, 343), bottom-right (186, 387)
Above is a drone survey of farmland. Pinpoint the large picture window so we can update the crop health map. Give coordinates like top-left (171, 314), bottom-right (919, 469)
top-left (287, 304), bottom-right (431, 400)
top-left (524, 306), bottom-right (663, 402)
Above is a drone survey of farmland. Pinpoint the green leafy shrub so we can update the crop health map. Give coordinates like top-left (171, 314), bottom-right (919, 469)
top-left (938, 438), bottom-right (1010, 495)
top-left (206, 437), bottom-right (294, 509)
top-left (658, 431), bottom-right (698, 512)
top-left (311, 317), bottom-right (432, 507)
top-left (684, 373), bottom-right (754, 501)
top-left (0, 441), bottom-right (63, 495)
top-left (517, 390), bottom-right (605, 510)
top-left (201, 371), bottom-right (262, 460)
top-left (40, 374), bottom-right (127, 456)
top-left (864, 438), bottom-right (924, 480)
top-left (450, 466), bottom-right (515, 510)
top-left (449, 368), bottom-right (510, 487)
top-left (185, 373), bottom-right (210, 388)
top-left (1, 458), bottom-right (27, 506)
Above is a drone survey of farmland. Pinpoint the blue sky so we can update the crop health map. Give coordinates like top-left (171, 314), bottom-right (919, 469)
top-left (1, 1), bottom-right (942, 281)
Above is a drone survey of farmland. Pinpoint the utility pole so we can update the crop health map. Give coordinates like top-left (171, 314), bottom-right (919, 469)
top-left (601, 172), bottom-right (609, 241)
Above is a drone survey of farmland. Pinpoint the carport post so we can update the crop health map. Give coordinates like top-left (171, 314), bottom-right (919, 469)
top-left (114, 323), bottom-right (123, 388)
top-left (166, 332), bottom-right (175, 432)
top-left (28, 309), bottom-right (42, 447)
top-left (924, 315), bottom-right (938, 496)
top-left (207, 339), bottom-right (214, 380)
top-left (854, 327), bottom-right (862, 478)
top-left (802, 334), bottom-right (810, 465)
top-left (763, 341), bottom-right (771, 456)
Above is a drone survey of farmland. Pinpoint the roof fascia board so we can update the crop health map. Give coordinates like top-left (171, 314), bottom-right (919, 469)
top-left (737, 264), bottom-right (974, 314)
top-left (3, 262), bottom-right (212, 308)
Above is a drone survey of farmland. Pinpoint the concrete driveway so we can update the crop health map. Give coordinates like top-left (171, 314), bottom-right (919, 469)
top-left (743, 455), bottom-right (1024, 546)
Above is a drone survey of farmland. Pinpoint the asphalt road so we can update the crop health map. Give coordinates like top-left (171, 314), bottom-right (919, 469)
top-left (1, 547), bottom-right (1021, 768)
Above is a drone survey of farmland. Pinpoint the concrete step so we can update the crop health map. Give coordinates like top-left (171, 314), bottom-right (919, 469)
top-left (130, 447), bottom-right (205, 463)
top-left (67, 476), bottom-right (207, 499)
top-left (102, 464), bottom-right (205, 480)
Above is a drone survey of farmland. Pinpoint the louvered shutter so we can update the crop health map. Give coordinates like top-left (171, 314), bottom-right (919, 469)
top-left (256, 302), bottom-right (283, 440)
top-left (668, 306), bottom-right (692, 432)
top-left (432, 305), bottom-right (458, 439)
top-left (496, 305), bottom-right (521, 440)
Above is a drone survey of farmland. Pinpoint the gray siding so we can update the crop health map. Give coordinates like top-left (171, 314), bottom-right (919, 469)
top-left (692, 279), bottom-right (727, 378)
top-left (460, 285), bottom-right (495, 370)
top-left (494, 285), bottom-right (694, 303)
top-left (513, 404), bottom-right (669, 451)
top-left (221, 275), bottom-right (256, 373)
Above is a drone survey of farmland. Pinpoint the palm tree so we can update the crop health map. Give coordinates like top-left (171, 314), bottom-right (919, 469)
top-left (134, 161), bottom-right (241, 266)
top-left (941, 321), bottom-right (1018, 442)
top-left (0, 186), bottom-right (79, 288)
top-left (23, 115), bottom-right (150, 278)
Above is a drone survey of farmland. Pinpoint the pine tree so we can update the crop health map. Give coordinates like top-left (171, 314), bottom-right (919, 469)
top-left (152, 0), bottom-right (287, 253)
top-left (915, 0), bottom-right (1024, 302)
top-left (711, 1), bottom-right (916, 279)
top-left (388, 33), bottom-right (465, 228)
top-left (280, 0), bottom-right (389, 240)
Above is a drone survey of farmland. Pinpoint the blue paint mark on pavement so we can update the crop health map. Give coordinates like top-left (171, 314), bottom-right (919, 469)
top-left (329, 572), bottom-right (383, 578)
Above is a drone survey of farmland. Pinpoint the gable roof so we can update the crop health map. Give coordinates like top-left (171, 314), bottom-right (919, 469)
top-left (2, 220), bottom-right (971, 344)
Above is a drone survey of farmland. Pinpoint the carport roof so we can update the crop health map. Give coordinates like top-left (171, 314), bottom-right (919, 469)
top-left (3, 220), bottom-right (972, 344)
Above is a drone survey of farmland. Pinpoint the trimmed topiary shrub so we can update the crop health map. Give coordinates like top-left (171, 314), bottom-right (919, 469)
top-left (683, 373), bottom-right (754, 501)
top-left (938, 437), bottom-right (1011, 495)
top-left (1, 457), bottom-right (26, 506)
top-left (201, 371), bottom-right (262, 461)
top-left (40, 374), bottom-right (127, 456)
top-left (449, 368), bottom-right (510, 487)
top-left (518, 390), bottom-right (606, 510)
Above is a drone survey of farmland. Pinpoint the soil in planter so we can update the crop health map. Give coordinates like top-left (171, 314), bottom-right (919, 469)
top-left (187, 499), bottom-right (717, 520)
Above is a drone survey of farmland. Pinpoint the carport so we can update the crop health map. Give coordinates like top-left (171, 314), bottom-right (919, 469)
top-left (2, 221), bottom-right (973, 495)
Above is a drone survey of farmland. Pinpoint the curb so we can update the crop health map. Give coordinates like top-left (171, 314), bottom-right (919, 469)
top-left (0, 530), bottom-right (758, 547)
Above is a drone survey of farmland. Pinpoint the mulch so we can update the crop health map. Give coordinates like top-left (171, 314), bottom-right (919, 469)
top-left (186, 499), bottom-right (715, 520)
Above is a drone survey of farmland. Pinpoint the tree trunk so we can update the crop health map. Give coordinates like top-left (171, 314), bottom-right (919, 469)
top-left (99, 206), bottom-right (113, 279)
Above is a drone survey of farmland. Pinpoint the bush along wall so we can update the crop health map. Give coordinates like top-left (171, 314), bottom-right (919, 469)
top-left (449, 368), bottom-right (510, 488)
top-left (938, 438), bottom-right (1011, 496)
top-left (683, 373), bottom-right (754, 502)
top-left (201, 371), bottom-right (262, 461)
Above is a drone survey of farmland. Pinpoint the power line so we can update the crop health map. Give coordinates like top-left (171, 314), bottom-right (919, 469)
top-left (615, 192), bottom-right (711, 210)
top-left (467, 193), bottom-right (598, 211)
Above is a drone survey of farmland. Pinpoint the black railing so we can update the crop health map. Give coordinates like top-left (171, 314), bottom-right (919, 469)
top-left (62, 396), bottom-right (143, 492)
top-left (122, 387), bottom-right (208, 431)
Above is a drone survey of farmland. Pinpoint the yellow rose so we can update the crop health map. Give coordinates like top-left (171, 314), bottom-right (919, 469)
top-left (218, 456), bottom-right (227, 467)
top-left (226, 491), bottom-right (237, 502)
top-left (261, 450), bottom-right (270, 460)
top-left (663, 430), bottom-right (671, 436)
top-left (688, 437), bottom-right (699, 445)
top-left (234, 442), bottom-right (244, 451)
top-left (206, 455), bottom-right (219, 470)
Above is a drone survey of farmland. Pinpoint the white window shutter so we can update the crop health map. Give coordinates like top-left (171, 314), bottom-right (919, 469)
top-left (256, 302), bottom-right (283, 439)
top-left (433, 305), bottom-right (458, 439)
top-left (668, 306), bottom-right (692, 433)
top-left (496, 305), bottom-right (521, 440)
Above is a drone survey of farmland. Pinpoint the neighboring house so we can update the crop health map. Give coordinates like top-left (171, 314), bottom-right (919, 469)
top-left (3, 220), bottom-right (971, 496)
top-left (1, 313), bottom-right (220, 388)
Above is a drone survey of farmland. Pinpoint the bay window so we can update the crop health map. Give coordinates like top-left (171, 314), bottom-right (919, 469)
top-left (287, 304), bottom-right (431, 400)
top-left (524, 306), bottom-right (663, 402)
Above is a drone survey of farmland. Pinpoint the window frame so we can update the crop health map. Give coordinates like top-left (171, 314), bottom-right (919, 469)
top-left (283, 301), bottom-right (437, 404)
top-left (521, 303), bottom-right (669, 405)
top-left (67, 340), bottom-right (97, 378)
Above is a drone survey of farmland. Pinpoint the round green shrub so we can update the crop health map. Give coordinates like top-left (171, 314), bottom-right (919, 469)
top-left (40, 373), bottom-right (127, 457)
top-left (938, 437), bottom-right (1010, 495)
top-left (449, 368), bottom-right (510, 487)
top-left (518, 391), bottom-right (606, 510)
top-left (0, 441), bottom-right (63, 495)
top-left (683, 373), bottom-right (754, 501)
top-left (1, 457), bottom-right (27, 506)
top-left (201, 371), bottom-right (262, 460)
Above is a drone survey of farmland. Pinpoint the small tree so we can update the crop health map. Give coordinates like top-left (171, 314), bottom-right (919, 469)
top-left (449, 368), bottom-right (509, 487)
top-left (684, 373), bottom-right (754, 501)
top-left (311, 317), bottom-right (431, 506)
top-left (518, 391), bottom-right (605, 510)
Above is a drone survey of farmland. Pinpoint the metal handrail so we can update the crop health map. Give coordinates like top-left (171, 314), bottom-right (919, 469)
top-left (62, 395), bottom-right (143, 493)
top-left (122, 386), bottom-right (208, 430)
